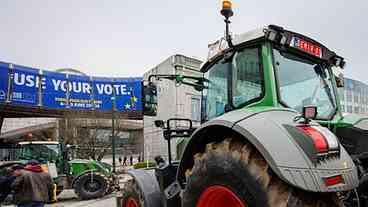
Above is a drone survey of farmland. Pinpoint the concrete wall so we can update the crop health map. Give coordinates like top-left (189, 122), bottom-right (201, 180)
top-left (143, 54), bottom-right (202, 161)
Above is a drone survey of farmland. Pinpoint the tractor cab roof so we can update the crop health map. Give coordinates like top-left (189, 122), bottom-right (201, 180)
top-left (204, 25), bottom-right (345, 71)
top-left (18, 141), bottom-right (59, 145)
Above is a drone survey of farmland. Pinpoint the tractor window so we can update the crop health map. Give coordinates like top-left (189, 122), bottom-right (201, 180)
top-left (274, 49), bottom-right (336, 119)
top-left (232, 48), bottom-right (263, 107)
top-left (19, 144), bottom-right (60, 162)
top-left (203, 60), bottom-right (230, 120)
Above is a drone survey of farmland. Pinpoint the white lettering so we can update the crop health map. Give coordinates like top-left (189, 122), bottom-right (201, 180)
top-left (13, 73), bottom-right (25, 86)
top-left (113, 85), bottom-right (121, 95)
top-left (25, 75), bottom-right (35, 87)
top-left (52, 79), bottom-right (62, 91)
top-left (96, 84), bottom-right (104, 94)
top-left (105, 84), bottom-right (113, 95)
top-left (82, 83), bottom-right (91, 94)
top-left (61, 81), bottom-right (67, 92)
top-left (121, 85), bottom-right (127, 95)
top-left (39, 77), bottom-right (46, 90)
top-left (72, 82), bottom-right (82, 93)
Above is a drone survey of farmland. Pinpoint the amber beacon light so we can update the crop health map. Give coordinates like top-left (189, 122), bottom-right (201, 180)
top-left (221, 0), bottom-right (233, 18)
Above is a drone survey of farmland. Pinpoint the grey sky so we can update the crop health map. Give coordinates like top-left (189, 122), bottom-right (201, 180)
top-left (0, 0), bottom-right (367, 82)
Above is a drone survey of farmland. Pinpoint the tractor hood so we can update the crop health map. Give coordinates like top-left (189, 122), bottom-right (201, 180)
top-left (69, 159), bottom-right (112, 176)
top-left (339, 113), bottom-right (368, 129)
top-left (334, 113), bottom-right (368, 156)
top-left (177, 107), bottom-right (359, 192)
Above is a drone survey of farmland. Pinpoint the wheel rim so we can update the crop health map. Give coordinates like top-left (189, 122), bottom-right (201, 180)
top-left (197, 185), bottom-right (246, 207)
top-left (85, 180), bottom-right (101, 193)
top-left (125, 197), bottom-right (139, 207)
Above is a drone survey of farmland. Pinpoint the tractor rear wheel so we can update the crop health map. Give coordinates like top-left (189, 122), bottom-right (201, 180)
top-left (119, 179), bottom-right (144, 207)
top-left (182, 137), bottom-right (343, 207)
top-left (74, 172), bottom-right (109, 200)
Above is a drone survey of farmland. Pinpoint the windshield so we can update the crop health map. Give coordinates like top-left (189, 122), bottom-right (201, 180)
top-left (18, 144), bottom-right (60, 162)
top-left (202, 47), bottom-right (263, 121)
top-left (202, 59), bottom-right (230, 121)
top-left (273, 49), bottom-right (336, 119)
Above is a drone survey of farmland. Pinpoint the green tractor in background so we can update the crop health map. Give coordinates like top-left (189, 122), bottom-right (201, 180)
top-left (0, 140), bottom-right (116, 200)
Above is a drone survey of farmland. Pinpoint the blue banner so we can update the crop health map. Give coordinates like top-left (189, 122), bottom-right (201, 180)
top-left (114, 78), bottom-right (142, 112)
top-left (0, 62), bottom-right (9, 103)
top-left (0, 61), bottom-right (142, 116)
top-left (68, 75), bottom-right (93, 110)
top-left (42, 71), bottom-right (68, 109)
top-left (11, 65), bottom-right (39, 106)
top-left (93, 77), bottom-right (114, 111)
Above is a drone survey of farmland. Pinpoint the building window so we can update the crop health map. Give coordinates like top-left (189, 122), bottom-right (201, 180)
top-left (354, 107), bottom-right (360, 114)
top-left (354, 95), bottom-right (359, 103)
top-left (347, 105), bottom-right (353, 113)
top-left (339, 89), bottom-right (344, 101)
top-left (346, 90), bottom-right (352, 102)
top-left (191, 97), bottom-right (201, 121)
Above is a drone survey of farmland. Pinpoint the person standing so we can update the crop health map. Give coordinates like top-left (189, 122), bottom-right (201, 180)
top-left (118, 156), bottom-right (122, 166)
top-left (129, 155), bottom-right (133, 166)
top-left (12, 160), bottom-right (54, 207)
top-left (0, 166), bottom-right (17, 206)
top-left (123, 156), bottom-right (127, 166)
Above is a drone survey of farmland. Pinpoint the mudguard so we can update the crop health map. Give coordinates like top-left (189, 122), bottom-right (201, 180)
top-left (126, 169), bottom-right (163, 207)
top-left (177, 108), bottom-right (359, 192)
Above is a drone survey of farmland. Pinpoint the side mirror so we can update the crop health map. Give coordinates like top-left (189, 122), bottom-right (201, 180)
top-left (335, 73), bottom-right (344, 88)
top-left (154, 120), bottom-right (165, 128)
top-left (143, 83), bottom-right (158, 116)
top-left (332, 67), bottom-right (344, 88)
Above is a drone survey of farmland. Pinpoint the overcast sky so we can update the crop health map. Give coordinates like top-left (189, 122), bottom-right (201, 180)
top-left (0, 0), bottom-right (367, 82)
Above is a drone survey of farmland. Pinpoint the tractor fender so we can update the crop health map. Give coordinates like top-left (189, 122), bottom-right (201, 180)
top-left (126, 169), bottom-right (163, 207)
top-left (177, 108), bottom-right (358, 192)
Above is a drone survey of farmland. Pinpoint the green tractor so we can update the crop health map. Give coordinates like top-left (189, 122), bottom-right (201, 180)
top-left (117, 1), bottom-right (368, 207)
top-left (0, 141), bottom-right (116, 200)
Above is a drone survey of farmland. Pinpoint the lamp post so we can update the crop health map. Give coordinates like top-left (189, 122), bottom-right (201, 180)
top-left (111, 93), bottom-right (116, 173)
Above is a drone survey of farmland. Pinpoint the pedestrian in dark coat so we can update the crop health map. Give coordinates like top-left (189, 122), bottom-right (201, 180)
top-left (123, 156), bottom-right (127, 166)
top-left (0, 167), bottom-right (17, 204)
top-left (11, 160), bottom-right (54, 207)
top-left (129, 155), bottom-right (133, 166)
top-left (118, 156), bottom-right (122, 166)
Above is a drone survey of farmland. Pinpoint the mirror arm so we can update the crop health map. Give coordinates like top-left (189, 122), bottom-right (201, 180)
top-left (148, 74), bottom-right (177, 83)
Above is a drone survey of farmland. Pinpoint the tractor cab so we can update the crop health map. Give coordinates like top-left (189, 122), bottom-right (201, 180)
top-left (144, 25), bottom-right (346, 123)
top-left (201, 25), bottom-right (346, 122)
top-left (17, 141), bottom-right (61, 163)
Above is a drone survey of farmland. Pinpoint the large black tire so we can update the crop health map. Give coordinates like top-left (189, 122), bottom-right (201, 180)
top-left (119, 179), bottom-right (145, 207)
top-left (73, 172), bottom-right (109, 200)
top-left (182, 137), bottom-right (343, 207)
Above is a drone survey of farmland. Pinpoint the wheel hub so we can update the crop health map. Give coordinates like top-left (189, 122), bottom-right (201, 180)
top-left (85, 180), bottom-right (101, 192)
top-left (197, 185), bottom-right (246, 207)
top-left (125, 197), bottom-right (139, 207)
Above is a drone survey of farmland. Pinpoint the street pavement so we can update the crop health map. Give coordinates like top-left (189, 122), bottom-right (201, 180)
top-left (2, 164), bottom-right (132, 207)
top-left (3, 190), bottom-right (117, 207)
top-left (2, 170), bottom-right (132, 207)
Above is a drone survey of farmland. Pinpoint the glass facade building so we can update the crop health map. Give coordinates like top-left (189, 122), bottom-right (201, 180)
top-left (339, 78), bottom-right (368, 115)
